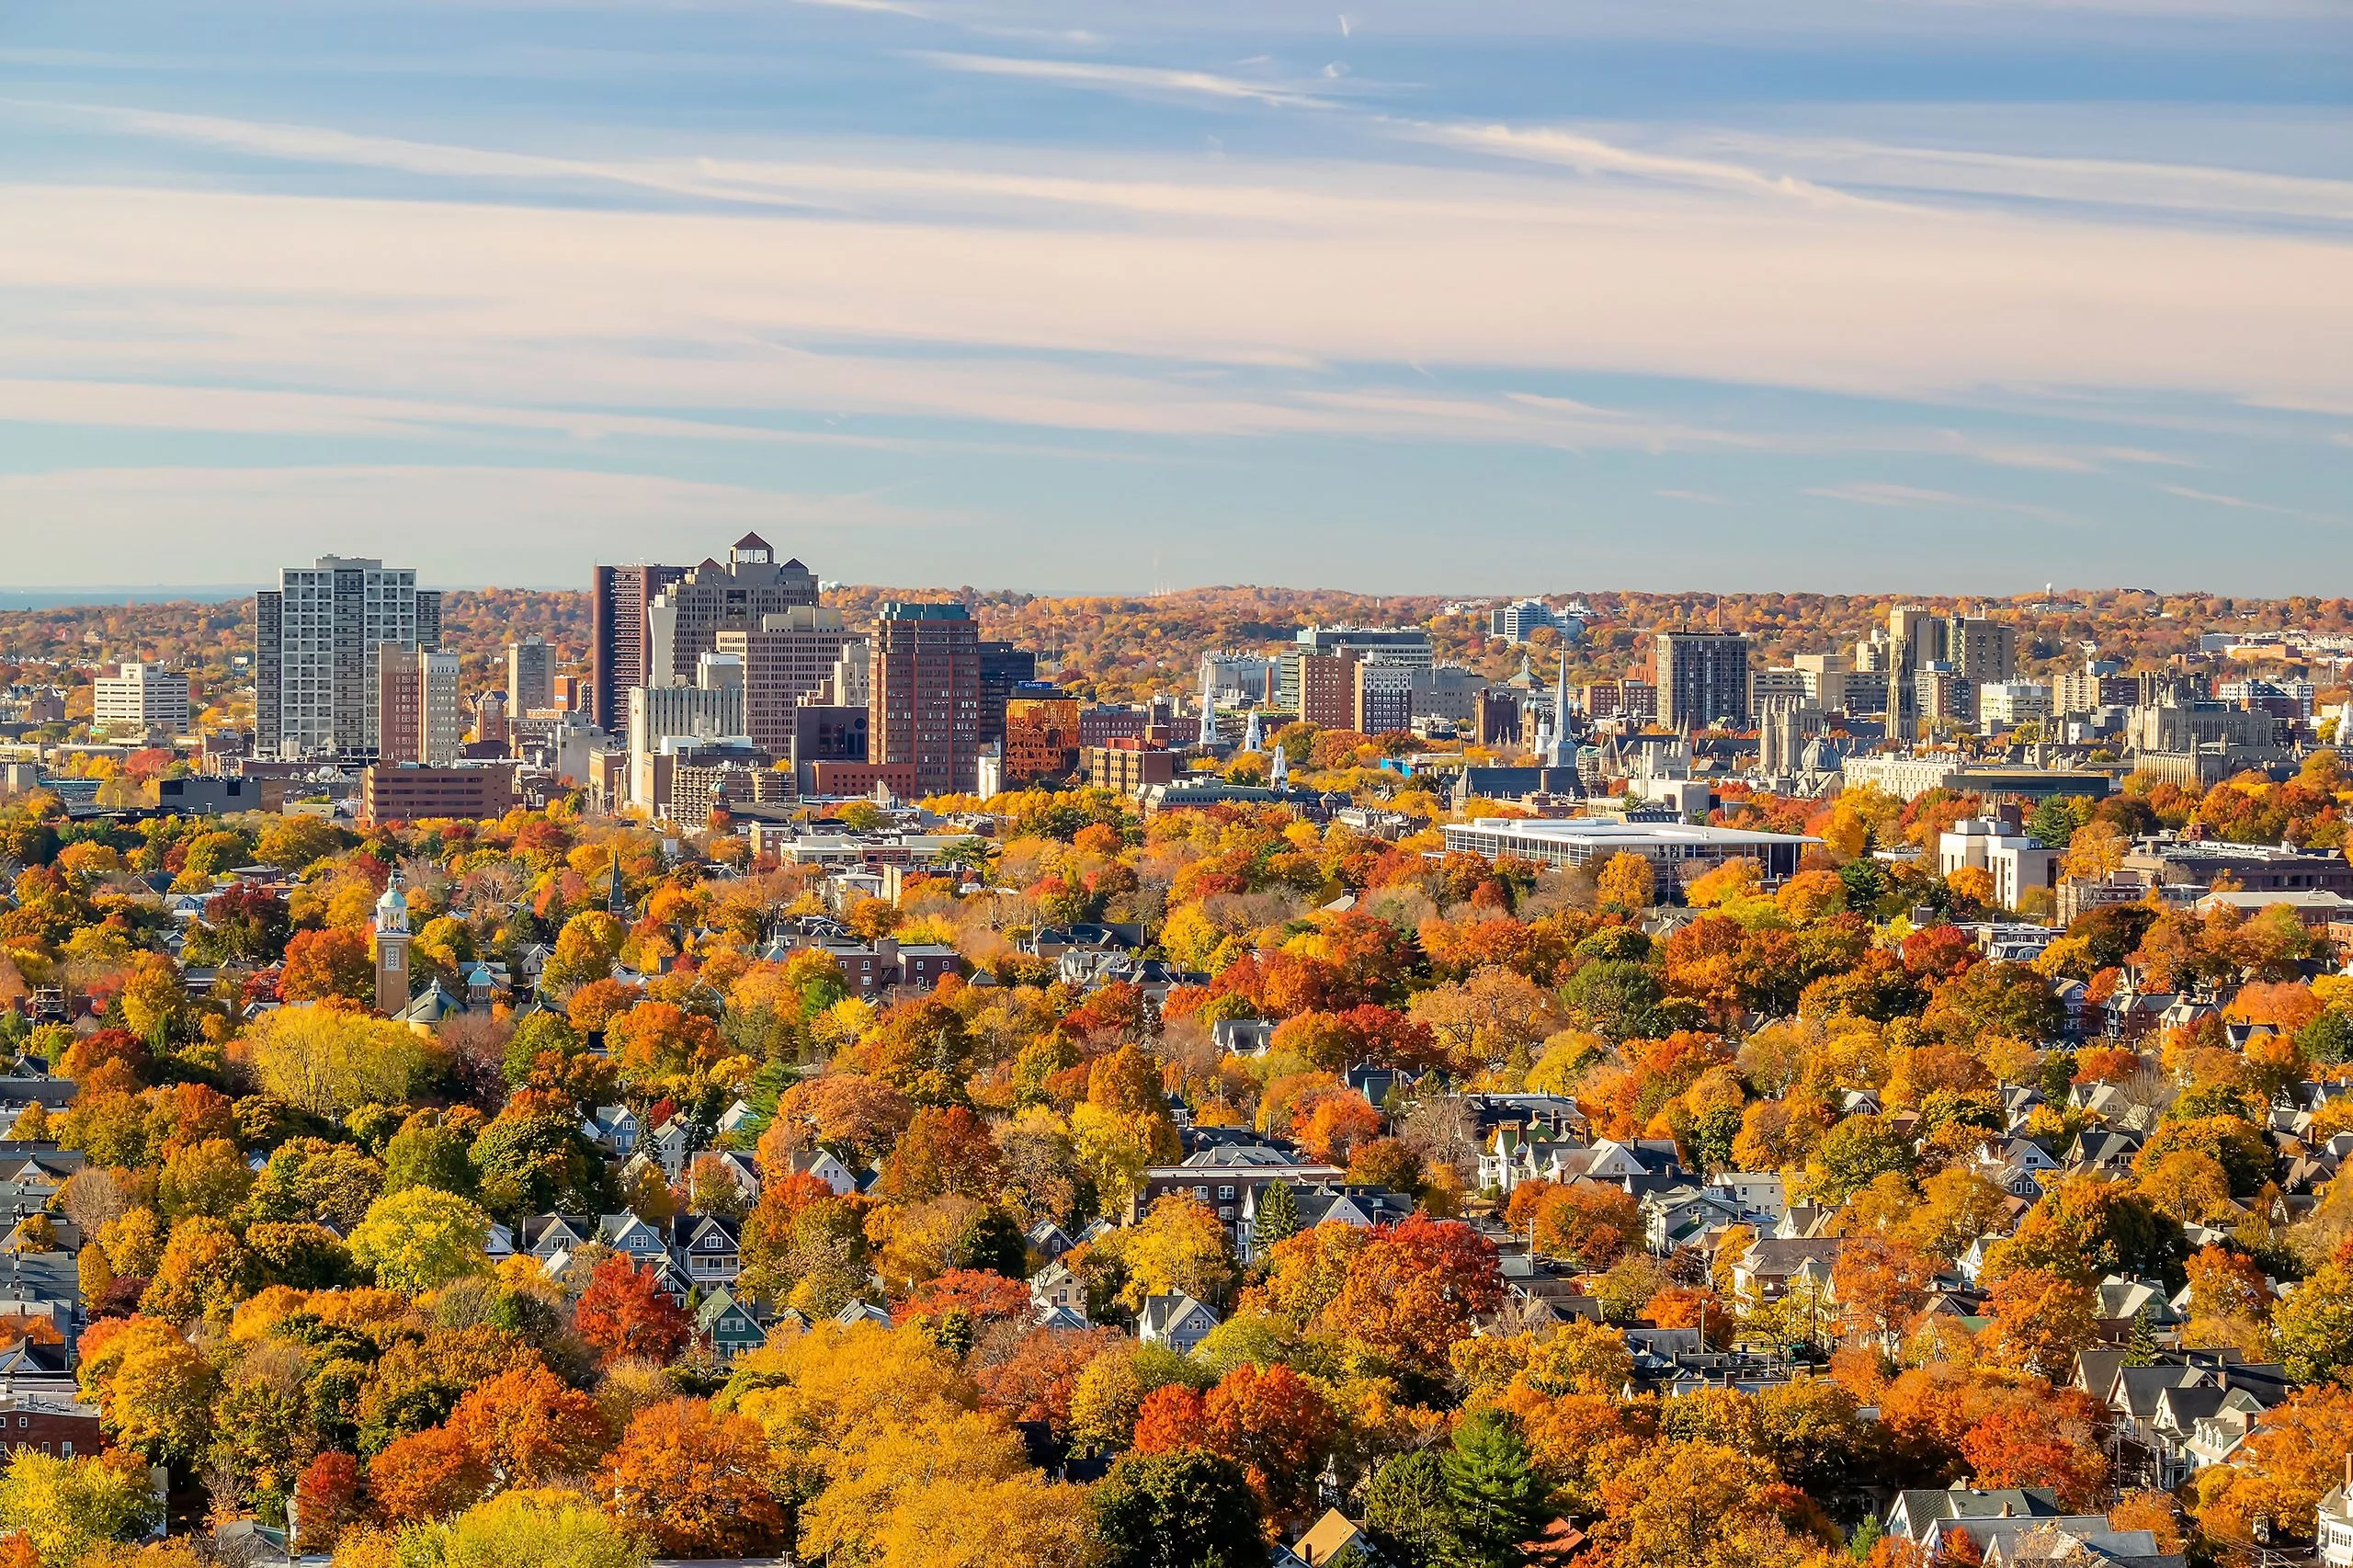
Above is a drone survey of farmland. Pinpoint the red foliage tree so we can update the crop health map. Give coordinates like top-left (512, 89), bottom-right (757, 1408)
top-left (290, 1451), bottom-right (360, 1552)
top-left (1324, 1217), bottom-right (1502, 1376)
top-left (875, 1105), bottom-right (1005, 1202)
top-left (1202, 1362), bottom-right (1337, 1521)
top-left (897, 1268), bottom-right (1032, 1326)
top-left (573, 1255), bottom-right (692, 1365)
top-left (1131, 1384), bottom-right (1210, 1453)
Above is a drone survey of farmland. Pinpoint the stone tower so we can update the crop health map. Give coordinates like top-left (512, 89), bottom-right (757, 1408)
top-left (373, 875), bottom-right (412, 1016)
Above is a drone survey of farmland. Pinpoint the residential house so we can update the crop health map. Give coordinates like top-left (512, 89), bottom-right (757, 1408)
top-left (1029, 1260), bottom-right (1087, 1324)
top-left (1983, 1523), bottom-right (2184, 1568)
top-left (1643, 1185), bottom-right (1751, 1254)
top-left (1025, 1220), bottom-right (1076, 1263)
top-left (1290, 1511), bottom-right (1368, 1567)
top-left (1733, 1236), bottom-right (1846, 1302)
top-left (1137, 1292), bottom-right (1221, 1355)
top-left (782, 1147), bottom-right (858, 1198)
top-left (1131, 1147), bottom-right (1345, 1231)
top-left (674, 1214), bottom-right (744, 1287)
top-left (696, 1288), bottom-right (767, 1364)
top-left (1705, 1171), bottom-right (1787, 1225)
top-left (584, 1105), bottom-right (641, 1158)
top-left (642, 1118), bottom-right (698, 1183)
top-left (2318, 1458), bottom-right (2353, 1568)
top-left (1884, 1485), bottom-right (2102, 1559)
top-left (518, 1213), bottom-right (594, 1261)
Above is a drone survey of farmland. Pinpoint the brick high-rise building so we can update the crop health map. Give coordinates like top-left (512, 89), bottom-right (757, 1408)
top-left (1654, 631), bottom-right (1751, 733)
top-left (254, 556), bottom-right (442, 760)
top-left (590, 562), bottom-right (685, 732)
top-left (377, 646), bottom-right (461, 766)
top-left (1294, 652), bottom-right (1358, 730)
top-left (869, 602), bottom-right (981, 797)
top-left (1353, 660), bottom-right (1414, 735)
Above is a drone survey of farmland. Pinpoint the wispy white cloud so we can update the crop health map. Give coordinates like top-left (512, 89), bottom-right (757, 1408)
top-left (1804, 481), bottom-right (2079, 525)
top-left (1806, 481), bottom-right (1968, 507)
top-left (1680, 130), bottom-right (2353, 225)
top-left (1, 167), bottom-right (2346, 439)
top-left (2159, 483), bottom-right (2342, 523)
top-left (912, 51), bottom-right (1345, 109)
top-left (1398, 119), bottom-right (1868, 205)
top-left (0, 465), bottom-right (963, 585)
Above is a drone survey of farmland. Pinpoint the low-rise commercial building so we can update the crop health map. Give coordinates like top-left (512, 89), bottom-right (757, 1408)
top-left (358, 764), bottom-right (516, 826)
top-left (1086, 740), bottom-right (1177, 794)
top-left (1442, 814), bottom-right (1815, 885)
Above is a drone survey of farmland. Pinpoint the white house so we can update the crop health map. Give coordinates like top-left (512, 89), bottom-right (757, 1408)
top-left (1138, 1292), bottom-right (1221, 1355)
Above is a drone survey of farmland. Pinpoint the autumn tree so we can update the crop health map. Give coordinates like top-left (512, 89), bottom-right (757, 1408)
top-left (598, 1399), bottom-right (785, 1559)
top-left (1982, 1268), bottom-right (2098, 1380)
top-left (573, 1256), bottom-right (692, 1366)
top-left (444, 1365), bottom-right (610, 1490)
top-left (0, 1449), bottom-right (160, 1567)
top-left (348, 1188), bottom-right (493, 1295)
top-left (278, 928), bottom-right (375, 1006)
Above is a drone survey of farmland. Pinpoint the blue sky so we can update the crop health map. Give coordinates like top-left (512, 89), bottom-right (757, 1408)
top-left (0, 0), bottom-right (2347, 596)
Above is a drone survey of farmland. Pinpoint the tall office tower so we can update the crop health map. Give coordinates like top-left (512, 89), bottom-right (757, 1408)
top-left (1353, 660), bottom-right (1415, 735)
top-left (1654, 631), bottom-right (1753, 732)
top-left (713, 606), bottom-right (858, 757)
top-left (253, 556), bottom-right (442, 760)
top-left (377, 646), bottom-right (462, 766)
top-left (870, 602), bottom-right (981, 796)
top-left (1890, 606), bottom-right (1939, 736)
top-left (1279, 624), bottom-right (1432, 712)
top-left (978, 640), bottom-right (1036, 746)
top-left (591, 562), bottom-right (687, 733)
top-left (506, 635), bottom-right (553, 716)
top-left (1946, 617), bottom-right (2018, 687)
top-left (645, 535), bottom-right (821, 689)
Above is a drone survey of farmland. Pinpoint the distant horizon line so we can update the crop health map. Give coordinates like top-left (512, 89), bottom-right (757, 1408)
top-left (0, 584), bottom-right (2238, 608)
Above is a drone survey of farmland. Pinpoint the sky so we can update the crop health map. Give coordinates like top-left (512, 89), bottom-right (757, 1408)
top-left (0, 0), bottom-right (2347, 597)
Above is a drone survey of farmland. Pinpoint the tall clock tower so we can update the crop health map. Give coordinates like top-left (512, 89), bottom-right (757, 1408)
top-left (373, 876), bottom-right (412, 1016)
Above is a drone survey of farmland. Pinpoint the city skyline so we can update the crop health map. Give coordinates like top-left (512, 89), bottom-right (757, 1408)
top-left (2, 0), bottom-right (2347, 593)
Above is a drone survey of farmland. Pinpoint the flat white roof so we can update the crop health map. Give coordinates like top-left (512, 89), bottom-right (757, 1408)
top-left (1452, 817), bottom-right (1817, 847)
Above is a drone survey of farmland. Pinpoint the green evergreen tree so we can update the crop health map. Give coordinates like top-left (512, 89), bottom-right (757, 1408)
top-left (1088, 1449), bottom-right (1265, 1568)
top-left (1440, 1407), bottom-right (1546, 1568)
top-left (2123, 1303), bottom-right (2162, 1367)
top-left (1848, 1517), bottom-right (1886, 1562)
top-left (1254, 1180), bottom-right (1302, 1251)
top-left (1363, 1448), bottom-right (1459, 1568)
